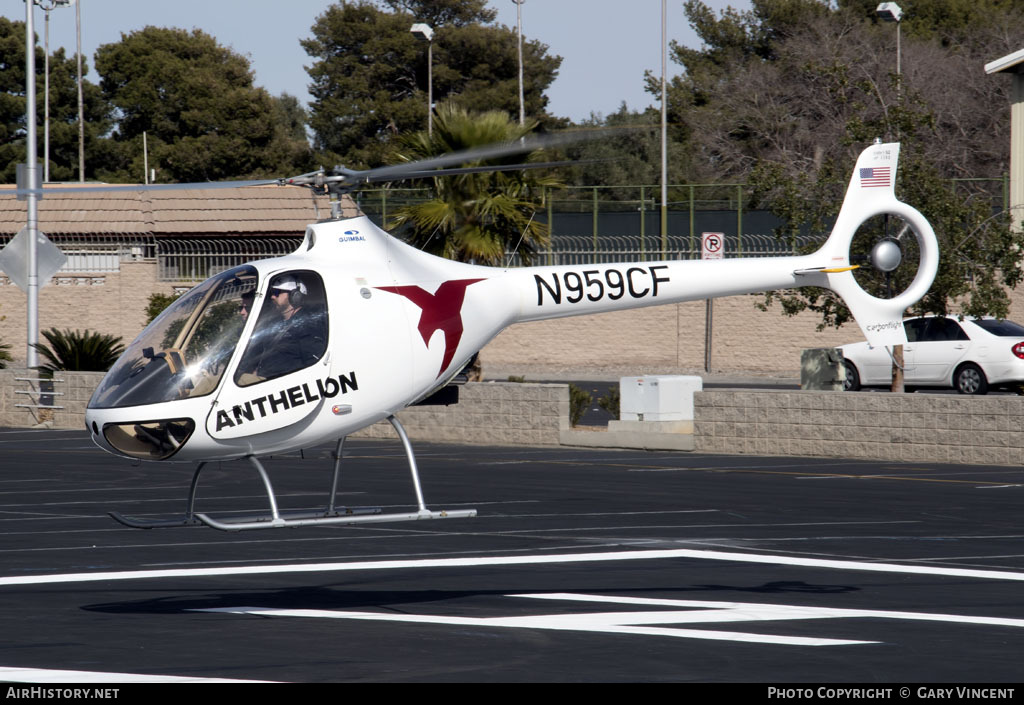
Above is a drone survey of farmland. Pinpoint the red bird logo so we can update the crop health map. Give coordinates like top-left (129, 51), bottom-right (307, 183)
top-left (376, 278), bottom-right (485, 378)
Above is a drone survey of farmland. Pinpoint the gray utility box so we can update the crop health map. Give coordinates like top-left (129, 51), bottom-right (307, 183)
top-left (620, 375), bottom-right (703, 422)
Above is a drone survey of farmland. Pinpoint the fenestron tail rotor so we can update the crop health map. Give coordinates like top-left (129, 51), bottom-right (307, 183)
top-left (808, 142), bottom-right (938, 348)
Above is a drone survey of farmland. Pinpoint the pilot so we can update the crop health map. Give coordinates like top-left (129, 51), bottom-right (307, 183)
top-left (253, 274), bottom-right (326, 380)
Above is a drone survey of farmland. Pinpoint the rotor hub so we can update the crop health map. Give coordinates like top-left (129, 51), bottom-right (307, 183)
top-left (870, 238), bottom-right (902, 273)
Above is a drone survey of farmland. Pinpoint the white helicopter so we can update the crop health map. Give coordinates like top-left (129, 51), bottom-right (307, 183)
top-left (68, 137), bottom-right (936, 531)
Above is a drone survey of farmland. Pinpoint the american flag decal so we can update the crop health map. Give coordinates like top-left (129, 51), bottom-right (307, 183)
top-left (859, 166), bottom-right (891, 188)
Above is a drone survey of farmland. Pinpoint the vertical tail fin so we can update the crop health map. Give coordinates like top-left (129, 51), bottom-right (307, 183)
top-left (806, 142), bottom-right (939, 347)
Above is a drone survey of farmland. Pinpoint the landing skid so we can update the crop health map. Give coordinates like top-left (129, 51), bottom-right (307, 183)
top-left (109, 415), bottom-right (477, 531)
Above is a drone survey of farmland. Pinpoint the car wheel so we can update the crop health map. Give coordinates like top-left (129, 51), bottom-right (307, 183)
top-left (843, 360), bottom-right (861, 391)
top-left (954, 363), bottom-right (988, 395)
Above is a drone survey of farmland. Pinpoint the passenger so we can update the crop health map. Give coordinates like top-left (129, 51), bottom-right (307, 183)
top-left (240, 290), bottom-right (255, 320)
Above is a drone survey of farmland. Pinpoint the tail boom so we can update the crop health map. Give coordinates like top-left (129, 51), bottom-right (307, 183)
top-left (512, 142), bottom-right (937, 349)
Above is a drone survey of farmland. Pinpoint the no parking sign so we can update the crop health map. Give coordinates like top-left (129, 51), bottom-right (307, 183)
top-left (701, 232), bottom-right (724, 260)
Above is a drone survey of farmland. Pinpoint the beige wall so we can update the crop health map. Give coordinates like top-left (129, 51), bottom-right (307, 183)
top-left (0, 263), bottom-right (183, 360)
top-left (479, 296), bottom-right (858, 377)
top-left (482, 287), bottom-right (1024, 378)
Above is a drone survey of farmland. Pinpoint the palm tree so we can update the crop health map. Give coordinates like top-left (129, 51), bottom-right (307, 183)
top-left (387, 104), bottom-right (561, 265)
top-left (32, 328), bottom-right (125, 373)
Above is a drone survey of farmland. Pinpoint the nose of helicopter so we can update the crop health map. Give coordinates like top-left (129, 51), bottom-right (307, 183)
top-left (85, 408), bottom-right (196, 461)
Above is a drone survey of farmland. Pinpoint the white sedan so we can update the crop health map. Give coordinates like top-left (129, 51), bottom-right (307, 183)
top-left (840, 316), bottom-right (1024, 395)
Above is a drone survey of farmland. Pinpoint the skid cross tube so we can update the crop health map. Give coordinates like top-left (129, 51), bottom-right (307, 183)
top-left (109, 415), bottom-right (476, 531)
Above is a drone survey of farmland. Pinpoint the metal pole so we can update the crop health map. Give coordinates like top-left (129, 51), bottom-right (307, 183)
top-left (410, 24), bottom-right (434, 136)
top-left (43, 5), bottom-right (50, 184)
top-left (688, 184), bottom-right (694, 257)
top-left (514, 0), bottom-right (525, 126)
top-left (736, 184), bottom-right (743, 255)
top-left (896, 20), bottom-right (901, 100)
top-left (660, 0), bottom-right (668, 260)
top-left (25, 1), bottom-right (39, 368)
top-left (427, 39), bottom-right (433, 137)
top-left (891, 16), bottom-right (904, 393)
top-left (639, 185), bottom-right (645, 261)
top-left (546, 189), bottom-right (553, 266)
top-left (704, 299), bottom-right (713, 372)
top-left (75, 0), bottom-right (83, 182)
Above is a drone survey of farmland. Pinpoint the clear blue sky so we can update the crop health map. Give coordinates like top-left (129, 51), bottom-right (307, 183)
top-left (5, 0), bottom-right (750, 123)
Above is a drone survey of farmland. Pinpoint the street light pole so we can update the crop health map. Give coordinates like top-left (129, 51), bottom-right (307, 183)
top-left (43, 1), bottom-right (51, 184)
top-left (410, 23), bottom-right (434, 136)
top-left (876, 2), bottom-right (904, 393)
top-left (38, 0), bottom-right (71, 184)
top-left (513, 0), bottom-right (525, 126)
top-left (75, 0), bottom-right (84, 181)
top-left (24, 0), bottom-right (40, 367)
top-left (660, 0), bottom-right (667, 257)
top-left (876, 2), bottom-right (903, 101)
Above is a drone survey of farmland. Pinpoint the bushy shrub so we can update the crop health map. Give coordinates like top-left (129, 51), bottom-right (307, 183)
top-left (568, 383), bottom-right (592, 427)
top-left (146, 292), bottom-right (181, 324)
top-left (32, 328), bottom-right (125, 373)
top-left (597, 387), bottom-right (620, 419)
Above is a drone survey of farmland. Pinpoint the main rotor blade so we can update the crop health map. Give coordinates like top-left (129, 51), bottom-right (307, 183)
top-left (365, 159), bottom-right (583, 183)
top-left (4, 127), bottom-right (632, 198)
top-left (345, 128), bottom-right (617, 185)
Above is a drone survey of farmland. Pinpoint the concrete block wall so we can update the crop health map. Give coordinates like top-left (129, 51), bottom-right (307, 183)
top-left (694, 389), bottom-right (1024, 466)
top-left (7, 368), bottom-right (1024, 468)
top-left (0, 369), bottom-right (105, 430)
top-left (352, 382), bottom-right (569, 446)
top-left (0, 375), bottom-right (570, 448)
top-left (54, 371), bottom-right (106, 431)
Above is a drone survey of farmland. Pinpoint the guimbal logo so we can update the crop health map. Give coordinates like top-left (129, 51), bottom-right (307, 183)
top-left (339, 230), bottom-right (366, 243)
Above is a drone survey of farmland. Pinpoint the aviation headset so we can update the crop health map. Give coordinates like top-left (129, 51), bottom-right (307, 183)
top-left (273, 275), bottom-right (308, 307)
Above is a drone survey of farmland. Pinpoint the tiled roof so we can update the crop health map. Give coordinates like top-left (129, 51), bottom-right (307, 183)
top-left (0, 184), bottom-right (357, 236)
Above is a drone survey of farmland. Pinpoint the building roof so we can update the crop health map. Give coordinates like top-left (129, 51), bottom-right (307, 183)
top-left (0, 184), bottom-right (358, 236)
top-left (985, 48), bottom-right (1024, 75)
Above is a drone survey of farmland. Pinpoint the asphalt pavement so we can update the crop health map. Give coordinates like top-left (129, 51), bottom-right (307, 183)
top-left (1, 428), bottom-right (1024, 683)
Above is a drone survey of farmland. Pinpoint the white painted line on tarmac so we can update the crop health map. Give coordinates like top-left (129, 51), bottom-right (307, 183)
top-left (0, 666), bottom-right (274, 683)
top-left (198, 592), bottom-right (1024, 647)
top-left (2, 547), bottom-right (1024, 587)
top-left (198, 602), bottom-right (871, 647)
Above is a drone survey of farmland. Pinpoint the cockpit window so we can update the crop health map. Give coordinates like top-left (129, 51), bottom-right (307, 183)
top-left (234, 270), bottom-right (328, 387)
top-left (89, 265), bottom-right (258, 409)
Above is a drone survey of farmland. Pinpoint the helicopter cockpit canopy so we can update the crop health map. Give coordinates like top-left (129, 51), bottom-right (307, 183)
top-left (89, 265), bottom-right (330, 461)
top-left (89, 265), bottom-right (259, 410)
